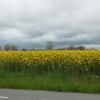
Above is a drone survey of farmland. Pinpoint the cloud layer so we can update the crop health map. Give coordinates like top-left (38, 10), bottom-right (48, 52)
top-left (0, 0), bottom-right (100, 49)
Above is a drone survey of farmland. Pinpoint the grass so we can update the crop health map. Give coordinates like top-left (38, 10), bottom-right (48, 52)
top-left (0, 71), bottom-right (100, 93)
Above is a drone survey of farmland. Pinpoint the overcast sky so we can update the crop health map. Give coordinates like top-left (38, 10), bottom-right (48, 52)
top-left (0, 0), bottom-right (100, 49)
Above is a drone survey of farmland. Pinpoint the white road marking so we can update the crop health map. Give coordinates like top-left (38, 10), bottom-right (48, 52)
top-left (0, 96), bottom-right (8, 99)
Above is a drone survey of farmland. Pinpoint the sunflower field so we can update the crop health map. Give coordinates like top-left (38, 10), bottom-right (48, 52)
top-left (0, 50), bottom-right (100, 75)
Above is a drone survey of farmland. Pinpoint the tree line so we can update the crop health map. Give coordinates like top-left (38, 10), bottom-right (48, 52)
top-left (0, 42), bottom-right (96, 51)
top-left (46, 41), bottom-right (96, 50)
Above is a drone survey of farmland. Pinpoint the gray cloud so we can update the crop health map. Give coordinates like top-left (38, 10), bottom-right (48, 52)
top-left (0, 0), bottom-right (100, 49)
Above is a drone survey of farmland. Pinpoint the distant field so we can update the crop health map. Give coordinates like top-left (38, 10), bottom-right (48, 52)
top-left (0, 50), bottom-right (100, 75)
top-left (0, 50), bottom-right (100, 93)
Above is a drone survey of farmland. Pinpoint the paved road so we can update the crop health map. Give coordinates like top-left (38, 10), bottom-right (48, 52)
top-left (0, 89), bottom-right (100, 100)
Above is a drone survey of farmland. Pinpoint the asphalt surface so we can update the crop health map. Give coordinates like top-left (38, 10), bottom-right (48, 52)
top-left (0, 89), bottom-right (100, 100)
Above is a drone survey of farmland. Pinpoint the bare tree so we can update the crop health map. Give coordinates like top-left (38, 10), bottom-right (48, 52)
top-left (4, 44), bottom-right (18, 51)
top-left (4, 44), bottom-right (10, 51)
top-left (0, 46), bottom-right (2, 50)
top-left (46, 41), bottom-right (54, 49)
top-left (67, 44), bottom-right (76, 50)
top-left (10, 45), bottom-right (18, 51)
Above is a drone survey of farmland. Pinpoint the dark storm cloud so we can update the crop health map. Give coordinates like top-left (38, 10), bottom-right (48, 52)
top-left (0, 0), bottom-right (100, 49)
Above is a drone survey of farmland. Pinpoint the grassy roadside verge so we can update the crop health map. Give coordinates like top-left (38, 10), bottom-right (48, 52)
top-left (0, 71), bottom-right (100, 93)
